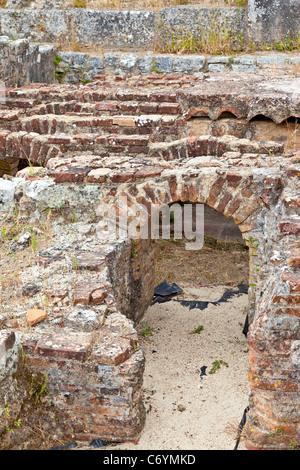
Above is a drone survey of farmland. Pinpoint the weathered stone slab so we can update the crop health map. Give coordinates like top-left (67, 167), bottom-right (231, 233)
top-left (248, 0), bottom-right (300, 44)
top-left (36, 328), bottom-right (93, 361)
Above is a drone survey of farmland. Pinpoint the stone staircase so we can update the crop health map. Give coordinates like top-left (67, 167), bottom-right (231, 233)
top-left (1, 71), bottom-right (298, 180)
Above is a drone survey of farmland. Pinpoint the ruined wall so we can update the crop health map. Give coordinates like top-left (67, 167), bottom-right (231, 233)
top-left (248, 0), bottom-right (300, 44)
top-left (1, 1), bottom-right (299, 53)
top-left (0, 2), bottom-right (300, 86)
top-left (0, 36), bottom-right (55, 87)
top-left (0, 140), bottom-right (298, 448)
top-left (54, 50), bottom-right (300, 85)
top-left (0, 6), bottom-right (245, 50)
top-left (0, 0), bottom-right (299, 448)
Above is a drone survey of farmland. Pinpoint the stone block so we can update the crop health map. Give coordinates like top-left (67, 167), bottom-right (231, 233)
top-left (73, 10), bottom-right (156, 49)
top-left (36, 327), bottom-right (93, 361)
top-left (248, 0), bottom-right (300, 44)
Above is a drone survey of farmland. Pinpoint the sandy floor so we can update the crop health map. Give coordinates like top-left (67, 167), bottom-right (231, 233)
top-left (101, 285), bottom-right (250, 451)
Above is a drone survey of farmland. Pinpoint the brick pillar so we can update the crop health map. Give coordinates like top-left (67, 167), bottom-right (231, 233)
top-left (245, 255), bottom-right (300, 450)
top-left (23, 315), bottom-right (146, 443)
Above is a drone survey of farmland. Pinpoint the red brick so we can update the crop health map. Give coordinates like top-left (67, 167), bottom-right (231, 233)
top-left (48, 134), bottom-right (71, 145)
top-left (207, 176), bottom-right (225, 207)
top-left (91, 289), bottom-right (108, 305)
top-left (54, 169), bottom-right (86, 183)
top-left (30, 118), bottom-right (41, 134)
top-left (168, 175), bottom-right (178, 201)
top-left (108, 135), bottom-right (148, 147)
top-left (189, 184), bottom-right (198, 202)
top-left (274, 307), bottom-right (300, 318)
top-left (279, 218), bottom-right (300, 235)
top-left (26, 308), bottom-right (47, 326)
top-left (289, 249), bottom-right (300, 268)
top-left (36, 328), bottom-right (92, 361)
top-left (271, 294), bottom-right (300, 305)
top-left (226, 172), bottom-right (242, 185)
top-left (118, 101), bottom-right (139, 113)
top-left (215, 191), bottom-right (232, 212)
top-left (0, 109), bottom-right (21, 120)
top-left (250, 377), bottom-right (298, 392)
top-left (29, 140), bottom-right (41, 163)
top-left (158, 103), bottom-right (180, 114)
top-left (139, 102), bottom-right (158, 113)
top-left (135, 167), bottom-right (163, 179)
top-left (93, 117), bottom-right (114, 127)
top-left (109, 170), bottom-right (136, 183)
top-left (142, 183), bottom-right (159, 204)
top-left (96, 101), bottom-right (119, 112)
top-left (150, 92), bottom-right (177, 103)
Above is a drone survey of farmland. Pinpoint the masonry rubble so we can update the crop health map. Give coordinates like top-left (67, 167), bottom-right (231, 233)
top-left (2, 1), bottom-right (299, 50)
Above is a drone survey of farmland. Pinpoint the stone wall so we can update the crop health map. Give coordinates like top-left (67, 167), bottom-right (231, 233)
top-left (55, 50), bottom-right (300, 84)
top-left (0, 36), bottom-right (55, 86)
top-left (248, 0), bottom-right (300, 44)
top-left (0, 6), bottom-right (246, 50)
top-left (1, 2), bottom-right (299, 54)
top-left (0, 2), bottom-right (300, 86)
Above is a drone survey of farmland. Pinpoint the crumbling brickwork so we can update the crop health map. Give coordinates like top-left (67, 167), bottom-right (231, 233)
top-left (0, 71), bottom-right (299, 449)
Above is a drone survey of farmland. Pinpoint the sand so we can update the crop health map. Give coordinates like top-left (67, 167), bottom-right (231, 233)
top-left (99, 285), bottom-right (251, 451)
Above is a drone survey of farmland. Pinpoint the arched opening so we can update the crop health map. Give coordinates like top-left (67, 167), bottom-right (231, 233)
top-left (248, 114), bottom-right (276, 123)
top-left (247, 115), bottom-right (300, 150)
top-left (217, 111), bottom-right (239, 120)
top-left (113, 201), bottom-right (251, 450)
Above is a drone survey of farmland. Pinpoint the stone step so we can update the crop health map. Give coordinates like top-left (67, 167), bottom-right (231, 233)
top-left (9, 113), bottom-right (182, 136)
top-left (3, 131), bottom-right (153, 165)
top-left (2, 130), bottom-right (286, 171)
top-left (4, 97), bottom-right (182, 117)
top-left (5, 80), bottom-right (183, 105)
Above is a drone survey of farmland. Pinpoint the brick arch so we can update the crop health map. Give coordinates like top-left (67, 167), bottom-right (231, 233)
top-left (100, 168), bottom-right (263, 346)
top-left (184, 105), bottom-right (243, 121)
top-left (247, 113), bottom-right (277, 123)
top-left (96, 164), bottom-right (299, 450)
top-left (103, 168), bottom-right (263, 236)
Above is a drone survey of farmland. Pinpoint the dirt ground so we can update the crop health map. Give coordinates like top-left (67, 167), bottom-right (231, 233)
top-left (104, 288), bottom-right (249, 451)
